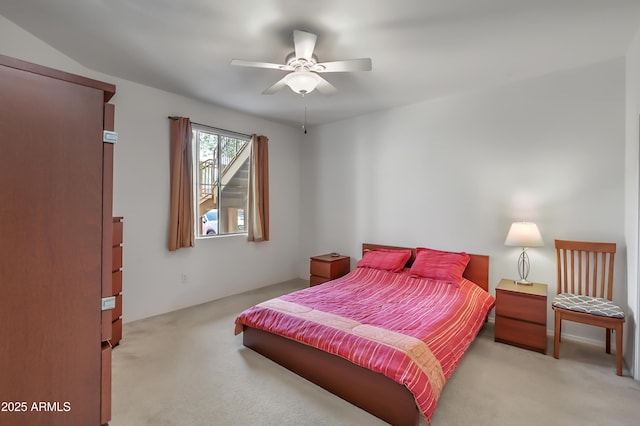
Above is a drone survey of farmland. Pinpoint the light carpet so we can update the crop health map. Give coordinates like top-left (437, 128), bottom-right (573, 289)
top-left (111, 279), bottom-right (640, 426)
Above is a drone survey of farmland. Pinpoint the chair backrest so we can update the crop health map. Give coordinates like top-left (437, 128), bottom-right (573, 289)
top-left (555, 240), bottom-right (616, 300)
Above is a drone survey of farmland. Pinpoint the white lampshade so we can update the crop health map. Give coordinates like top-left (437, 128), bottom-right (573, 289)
top-left (283, 71), bottom-right (321, 94)
top-left (504, 222), bottom-right (544, 247)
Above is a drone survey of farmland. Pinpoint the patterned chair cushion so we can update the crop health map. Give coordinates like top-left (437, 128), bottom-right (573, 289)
top-left (552, 293), bottom-right (624, 318)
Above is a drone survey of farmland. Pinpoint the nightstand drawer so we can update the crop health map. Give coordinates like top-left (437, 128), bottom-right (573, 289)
top-left (496, 290), bottom-right (546, 324)
top-left (495, 316), bottom-right (546, 353)
top-left (310, 275), bottom-right (330, 286)
top-left (309, 256), bottom-right (350, 278)
top-left (310, 260), bottom-right (334, 278)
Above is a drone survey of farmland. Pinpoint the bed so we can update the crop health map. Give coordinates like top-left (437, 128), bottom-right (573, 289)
top-left (235, 243), bottom-right (495, 425)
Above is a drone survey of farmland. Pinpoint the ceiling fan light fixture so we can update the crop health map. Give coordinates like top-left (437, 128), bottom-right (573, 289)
top-left (231, 30), bottom-right (370, 95)
top-left (283, 71), bottom-right (321, 94)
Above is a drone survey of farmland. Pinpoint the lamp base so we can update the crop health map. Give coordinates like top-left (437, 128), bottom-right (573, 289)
top-left (515, 248), bottom-right (534, 285)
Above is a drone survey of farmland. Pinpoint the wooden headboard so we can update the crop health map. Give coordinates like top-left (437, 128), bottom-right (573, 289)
top-left (362, 243), bottom-right (489, 292)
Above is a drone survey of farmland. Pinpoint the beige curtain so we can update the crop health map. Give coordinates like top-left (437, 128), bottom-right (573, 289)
top-left (168, 117), bottom-right (194, 251)
top-left (248, 134), bottom-right (269, 241)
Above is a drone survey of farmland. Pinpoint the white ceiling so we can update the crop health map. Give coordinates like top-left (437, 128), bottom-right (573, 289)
top-left (2, 0), bottom-right (640, 128)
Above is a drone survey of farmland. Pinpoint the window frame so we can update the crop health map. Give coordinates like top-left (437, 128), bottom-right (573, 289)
top-left (192, 123), bottom-right (251, 239)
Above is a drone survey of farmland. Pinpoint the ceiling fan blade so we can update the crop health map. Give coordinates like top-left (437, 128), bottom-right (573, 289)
top-left (314, 76), bottom-right (337, 95)
top-left (293, 30), bottom-right (317, 60)
top-left (262, 76), bottom-right (288, 95)
top-left (231, 59), bottom-right (292, 71)
top-left (314, 58), bottom-right (372, 73)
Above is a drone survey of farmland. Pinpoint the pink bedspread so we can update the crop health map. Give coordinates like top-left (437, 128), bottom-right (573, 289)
top-left (235, 267), bottom-right (495, 422)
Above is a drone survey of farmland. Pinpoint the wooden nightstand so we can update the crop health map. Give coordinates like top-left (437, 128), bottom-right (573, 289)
top-left (309, 254), bottom-right (350, 286)
top-left (495, 278), bottom-right (548, 354)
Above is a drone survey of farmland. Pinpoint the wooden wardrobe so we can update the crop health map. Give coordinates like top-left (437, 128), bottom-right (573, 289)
top-left (0, 55), bottom-right (116, 425)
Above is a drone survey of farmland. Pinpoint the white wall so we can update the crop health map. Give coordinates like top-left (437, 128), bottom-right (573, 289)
top-left (301, 58), bottom-right (627, 348)
top-left (625, 27), bottom-right (640, 380)
top-left (1, 15), bottom-right (303, 322)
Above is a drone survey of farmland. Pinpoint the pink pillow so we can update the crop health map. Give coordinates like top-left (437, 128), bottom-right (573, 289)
top-left (357, 248), bottom-right (412, 272)
top-left (409, 247), bottom-right (470, 284)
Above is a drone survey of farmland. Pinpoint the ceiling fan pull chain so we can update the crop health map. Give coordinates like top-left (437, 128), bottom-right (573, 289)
top-left (302, 106), bottom-right (308, 134)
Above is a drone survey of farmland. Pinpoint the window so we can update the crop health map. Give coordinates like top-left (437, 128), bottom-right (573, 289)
top-left (193, 124), bottom-right (250, 237)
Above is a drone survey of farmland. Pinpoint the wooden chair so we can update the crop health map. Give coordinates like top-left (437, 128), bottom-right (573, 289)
top-left (552, 240), bottom-right (625, 375)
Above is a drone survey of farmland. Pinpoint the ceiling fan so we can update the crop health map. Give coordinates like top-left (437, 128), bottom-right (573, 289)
top-left (231, 30), bottom-right (372, 96)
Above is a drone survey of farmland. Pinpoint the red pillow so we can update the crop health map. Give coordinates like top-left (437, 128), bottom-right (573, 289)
top-left (356, 248), bottom-right (412, 272)
top-left (409, 247), bottom-right (470, 284)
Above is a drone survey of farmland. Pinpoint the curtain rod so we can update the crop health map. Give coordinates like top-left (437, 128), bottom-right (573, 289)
top-left (167, 116), bottom-right (252, 139)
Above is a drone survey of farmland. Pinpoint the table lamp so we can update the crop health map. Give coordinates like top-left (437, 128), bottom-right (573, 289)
top-left (504, 222), bottom-right (544, 285)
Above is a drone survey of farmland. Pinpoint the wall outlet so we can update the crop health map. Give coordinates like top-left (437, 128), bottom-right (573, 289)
top-left (180, 272), bottom-right (188, 283)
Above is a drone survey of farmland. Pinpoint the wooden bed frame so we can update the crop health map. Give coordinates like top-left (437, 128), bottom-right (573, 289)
top-left (241, 243), bottom-right (489, 425)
